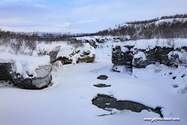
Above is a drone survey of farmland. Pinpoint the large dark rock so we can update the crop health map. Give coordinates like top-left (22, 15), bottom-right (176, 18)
top-left (97, 75), bottom-right (108, 80)
top-left (0, 63), bottom-right (52, 89)
top-left (0, 63), bottom-right (12, 80)
top-left (133, 47), bottom-right (173, 68)
top-left (13, 65), bottom-right (52, 89)
top-left (112, 45), bottom-right (133, 73)
top-left (92, 94), bottom-right (163, 117)
top-left (93, 83), bottom-right (111, 88)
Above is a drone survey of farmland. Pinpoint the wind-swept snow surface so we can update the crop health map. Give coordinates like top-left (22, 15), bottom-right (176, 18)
top-left (0, 39), bottom-right (187, 125)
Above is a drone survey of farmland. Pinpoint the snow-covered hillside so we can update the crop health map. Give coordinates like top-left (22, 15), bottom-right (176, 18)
top-left (0, 37), bottom-right (187, 125)
top-left (97, 14), bottom-right (187, 39)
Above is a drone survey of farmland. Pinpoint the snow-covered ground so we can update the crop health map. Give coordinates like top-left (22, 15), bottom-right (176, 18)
top-left (0, 39), bottom-right (187, 125)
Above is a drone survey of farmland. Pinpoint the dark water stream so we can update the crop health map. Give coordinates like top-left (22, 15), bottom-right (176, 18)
top-left (92, 94), bottom-right (163, 117)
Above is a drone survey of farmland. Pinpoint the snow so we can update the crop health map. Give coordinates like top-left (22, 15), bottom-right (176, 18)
top-left (134, 51), bottom-right (146, 61)
top-left (115, 38), bottom-right (187, 50)
top-left (120, 18), bottom-right (187, 27)
top-left (155, 18), bottom-right (187, 25)
top-left (0, 38), bottom-right (187, 125)
top-left (168, 51), bottom-right (187, 64)
top-left (36, 42), bottom-right (65, 55)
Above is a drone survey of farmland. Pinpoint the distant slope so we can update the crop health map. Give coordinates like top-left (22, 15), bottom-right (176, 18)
top-left (96, 14), bottom-right (187, 40)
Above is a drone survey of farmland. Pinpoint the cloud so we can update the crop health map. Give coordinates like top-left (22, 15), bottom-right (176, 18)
top-left (33, 4), bottom-right (48, 8)
top-left (77, 20), bottom-right (96, 24)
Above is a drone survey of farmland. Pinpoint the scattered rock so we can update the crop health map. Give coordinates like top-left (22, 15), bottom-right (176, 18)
top-left (92, 94), bottom-right (163, 118)
top-left (93, 83), bottom-right (111, 88)
top-left (173, 76), bottom-right (177, 80)
top-left (172, 84), bottom-right (178, 88)
top-left (169, 72), bottom-right (172, 75)
top-left (181, 74), bottom-right (185, 78)
top-left (97, 75), bottom-right (108, 80)
top-left (112, 65), bottom-right (121, 73)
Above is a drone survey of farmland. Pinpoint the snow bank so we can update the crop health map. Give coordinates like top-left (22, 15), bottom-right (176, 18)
top-left (37, 42), bottom-right (67, 55)
top-left (155, 18), bottom-right (187, 25)
top-left (119, 39), bottom-right (187, 50)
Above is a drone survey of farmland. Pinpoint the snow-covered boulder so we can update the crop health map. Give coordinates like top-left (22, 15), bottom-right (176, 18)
top-left (13, 65), bottom-right (52, 89)
top-left (49, 46), bottom-right (61, 63)
top-left (168, 50), bottom-right (187, 66)
top-left (0, 52), bottom-right (52, 89)
top-left (37, 42), bottom-right (96, 65)
top-left (55, 42), bottom-right (96, 64)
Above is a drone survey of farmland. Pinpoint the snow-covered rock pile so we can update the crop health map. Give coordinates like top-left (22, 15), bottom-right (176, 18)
top-left (37, 42), bottom-right (96, 65)
top-left (112, 39), bottom-right (187, 70)
top-left (76, 35), bottom-right (131, 48)
top-left (0, 40), bottom-right (96, 89)
top-left (0, 52), bottom-right (52, 89)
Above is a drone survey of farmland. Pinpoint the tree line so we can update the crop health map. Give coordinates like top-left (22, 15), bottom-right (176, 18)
top-left (0, 30), bottom-right (90, 55)
top-left (95, 14), bottom-right (187, 40)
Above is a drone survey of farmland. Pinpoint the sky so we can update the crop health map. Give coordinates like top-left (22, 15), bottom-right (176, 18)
top-left (0, 0), bottom-right (187, 33)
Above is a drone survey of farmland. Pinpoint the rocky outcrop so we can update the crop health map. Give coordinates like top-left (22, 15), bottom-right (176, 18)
top-left (0, 63), bottom-right (12, 80)
top-left (112, 45), bottom-right (133, 73)
top-left (112, 43), bottom-right (187, 73)
top-left (56, 57), bottom-right (72, 65)
top-left (76, 54), bottom-right (95, 63)
top-left (13, 65), bottom-right (52, 89)
top-left (49, 43), bottom-right (96, 65)
top-left (0, 63), bottom-right (52, 89)
top-left (49, 46), bottom-right (61, 63)
top-left (133, 47), bottom-right (174, 68)
top-left (55, 52), bottom-right (95, 65)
